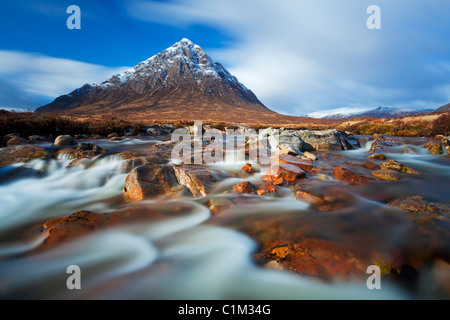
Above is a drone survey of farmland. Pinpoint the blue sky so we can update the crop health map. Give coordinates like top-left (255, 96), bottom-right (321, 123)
top-left (0, 0), bottom-right (449, 115)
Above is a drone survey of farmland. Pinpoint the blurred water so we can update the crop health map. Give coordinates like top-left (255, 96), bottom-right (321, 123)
top-left (0, 136), bottom-right (448, 299)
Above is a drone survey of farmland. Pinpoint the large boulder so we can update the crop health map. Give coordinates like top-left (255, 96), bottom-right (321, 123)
top-left (295, 129), bottom-right (360, 151)
top-left (0, 145), bottom-right (50, 167)
top-left (54, 135), bottom-right (77, 147)
top-left (125, 163), bottom-right (191, 201)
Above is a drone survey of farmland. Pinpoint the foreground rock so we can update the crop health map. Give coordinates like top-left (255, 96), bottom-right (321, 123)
top-left (125, 163), bottom-right (191, 201)
top-left (0, 145), bottom-right (50, 167)
top-left (39, 203), bottom-right (199, 250)
top-left (254, 239), bottom-right (371, 280)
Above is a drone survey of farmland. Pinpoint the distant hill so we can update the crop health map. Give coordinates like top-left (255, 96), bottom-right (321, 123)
top-left (433, 103), bottom-right (450, 113)
top-left (307, 106), bottom-right (433, 119)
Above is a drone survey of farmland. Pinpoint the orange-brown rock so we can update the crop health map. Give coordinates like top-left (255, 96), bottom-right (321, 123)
top-left (125, 163), bottom-right (191, 201)
top-left (275, 154), bottom-right (314, 172)
top-left (264, 163), bottom-right (307, 183)
top-left (233, 181), bottom-right (256, 194)
top-left (363, 161), bottom-right (379, 170)
top-left (293, 189), bottom-right (325, 206)
top-left (39, 203), bottom-right (198, 250)
top-left (332, 166), bottom-right (373, 185)
top-left (0, 145), bottom-right (50, 167)
top-left (256, 182), bottom-right (278, 196)
top-left (388, 196), bottom-right (450, 217)
top-left (380, 160), bottom-right (421, 174)
top-left (241, 162), bottom-right (254, 174)
top-left (367, 154), bottom-right (386, 160)
top-left (254, 239), bottom-right (370, 281)
top-left (7, 137), bottom-right (31, 147)
top-left (372, 169), bottom-right (401, 181)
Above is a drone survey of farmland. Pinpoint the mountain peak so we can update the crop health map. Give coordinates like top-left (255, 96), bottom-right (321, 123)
top-left (36, 39), bottom-right (272, 120)
top-left (177, 38), bottom-right (195, 46)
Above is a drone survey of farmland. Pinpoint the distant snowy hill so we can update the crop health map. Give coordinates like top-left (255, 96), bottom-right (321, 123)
top-left (307, 106), bottom-right (433, 119)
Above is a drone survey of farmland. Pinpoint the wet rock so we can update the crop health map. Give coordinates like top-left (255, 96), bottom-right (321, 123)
top-left (233, 181), bottom-right (256, 194)
top-left (109, 136), bottom-right (124, 141)
top-left (118, 153), bottom-right (168, 173)
top-left (293, 188), bottom-right (325, 206)
top-left (371, 169), bottom-right (401, 181)
top-left (363, 161), bottom-right (379, 170)
top-left (146, 125), bottom-right (161, 136)
top-left (369, 135), bottom-right (402, 154)
top-left (0, 145), bottom-right (50, 167)
top-left (295, 129), bottom-right (360, 151)
top-left (241, 163), bottom-right (254, 174)
top-left (388, 196), bottom-right (450, 217)
top-left (254, 239), bottom-right (370, 281)
top-left (75, 143), bottom-right (105, 159)
top-left (380, 160), bottom-right (421, 174)
top-left (264, 163), bottom-right (307, 183)
top-left (441, 138), bottom-right (450, 153)
top-left (256, 182), bottom-right (278, 196)
top-left (161, 124), bottom-right (175, 134)
top-left (7, 137), bottom-right (31, 147)
top-left (39, 204), bottom-right (196, 250)
top-left (54, 135), bottom-right (77, 147)
top-left (424, 141), bottom-right (443, 155)
top-left (171, 164), bottom-right (234, 197)
top-left (332, 166), bottom-right (374, 184)
top-left (276, 154), bottom-right (314, 172)
top-left (303, 151), bottom-right (317, 161)
top-left (151, 140), bottom-right (179, 158)
top-left (367, 154), bottom-right (386, 160)
top-left (278, 132), bottom-right (303, 155)
top-left (125, 163), bottom-right (191, 201)
top-left (28, 135), bottom-right (45, 141)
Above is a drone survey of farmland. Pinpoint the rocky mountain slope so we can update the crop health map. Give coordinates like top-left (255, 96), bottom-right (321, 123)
top-left (36, 38), bottom-right (275, 122)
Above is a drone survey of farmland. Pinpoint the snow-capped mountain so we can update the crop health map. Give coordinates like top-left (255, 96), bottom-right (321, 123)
top-left (307, 106), bottom-right (433, 119)
top-left (36, 38), bottom-right (272, 119)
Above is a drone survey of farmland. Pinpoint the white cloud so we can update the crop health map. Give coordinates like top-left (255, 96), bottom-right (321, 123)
top-left (128, 0), bottom-right (450, 114)
top-left (0, 51), bottom-right (129, 109)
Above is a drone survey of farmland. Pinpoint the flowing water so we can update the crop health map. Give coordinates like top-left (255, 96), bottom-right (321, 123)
top-left (0, 136), bottom-right (449, 299)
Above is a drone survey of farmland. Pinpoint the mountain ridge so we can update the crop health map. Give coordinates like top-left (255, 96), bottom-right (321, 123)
top-left (307, 106), bottom-right (433, 119)
top-left (36, 38), bottom-right (275, 121)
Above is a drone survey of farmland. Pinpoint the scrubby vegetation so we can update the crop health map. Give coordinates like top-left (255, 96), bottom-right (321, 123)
top-left (341, 113), bottom-right (450, 137)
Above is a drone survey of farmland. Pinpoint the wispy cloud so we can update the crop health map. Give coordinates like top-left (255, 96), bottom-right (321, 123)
top-left (0, 51), bottom-right (129, 109)
top-left (127, 0), bottom-right (450, 114)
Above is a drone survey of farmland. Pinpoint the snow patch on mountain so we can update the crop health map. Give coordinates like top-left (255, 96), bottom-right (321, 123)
top-left (307, 107), bottom-right (374, 119)
top-left (307, 106), bottom-right (433, 119)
